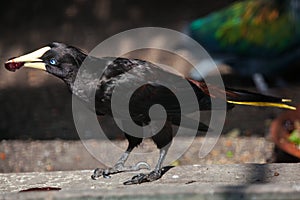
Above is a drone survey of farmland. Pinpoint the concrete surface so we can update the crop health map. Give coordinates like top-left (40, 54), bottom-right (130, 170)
top-left (1, 163), bottom-right (300, 199)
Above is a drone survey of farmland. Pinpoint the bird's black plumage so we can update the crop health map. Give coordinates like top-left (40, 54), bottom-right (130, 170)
top-left (4, 42), bottom-right (295, 184)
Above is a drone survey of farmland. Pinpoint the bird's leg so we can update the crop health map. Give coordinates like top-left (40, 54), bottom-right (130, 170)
top-left (123, 121), bottom-right (173, 184)
top-left (123, 146), bottom-right (169, 185)
top-left (91, 147), bottom-right (150, 180)
top-left (110, 148), bottom-right (151, 174)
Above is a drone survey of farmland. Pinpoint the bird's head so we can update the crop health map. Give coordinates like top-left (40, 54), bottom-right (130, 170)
top-left (5, 42), bottom-right (87, 81)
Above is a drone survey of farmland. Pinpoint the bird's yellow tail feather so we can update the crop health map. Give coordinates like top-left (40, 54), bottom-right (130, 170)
top-left (227, 100), bottom-right (296, 110)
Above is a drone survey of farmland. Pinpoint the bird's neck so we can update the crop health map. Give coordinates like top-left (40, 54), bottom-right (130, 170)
top-left (67, 73), bottom-right (99, 104)
top-left (66, 59), bottom-right (106, 104)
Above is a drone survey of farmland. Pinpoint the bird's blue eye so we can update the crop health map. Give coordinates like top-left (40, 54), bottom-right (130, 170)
top-left (49, 58), bottom-right (57, 65)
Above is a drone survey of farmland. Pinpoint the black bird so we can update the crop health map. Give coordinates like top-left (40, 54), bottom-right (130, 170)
top-left (4, 42), bottom-right (295, 184)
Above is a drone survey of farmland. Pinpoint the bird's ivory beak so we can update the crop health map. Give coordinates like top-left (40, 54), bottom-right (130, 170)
top-left (5, 46), bottom-right (51, 71)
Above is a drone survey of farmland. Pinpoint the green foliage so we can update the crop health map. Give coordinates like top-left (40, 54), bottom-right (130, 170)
top-left (288, 129), bottom-right (300, 146)
top-left (226, 150), bottom-right (234, 158)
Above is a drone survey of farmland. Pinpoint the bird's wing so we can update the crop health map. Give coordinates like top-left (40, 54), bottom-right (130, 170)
top-left (125, 83), bottom-right (211, 132)
top-left (95, 57), bottom-right (212, 120)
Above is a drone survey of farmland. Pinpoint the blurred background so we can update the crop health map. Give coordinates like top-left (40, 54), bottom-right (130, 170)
top-left (1, 0), bottom-right (300, 172)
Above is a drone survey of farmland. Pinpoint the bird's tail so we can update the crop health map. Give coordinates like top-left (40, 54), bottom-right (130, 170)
top-left (225, 88), bottom-right (296, 110)
top-left (188, 79), bottom-right (296, 110)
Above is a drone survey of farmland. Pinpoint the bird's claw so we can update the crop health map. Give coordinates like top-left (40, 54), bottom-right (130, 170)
top-left (91, 168), bottom-right (102, 180)
top-left (91, 168), bottom-right (110, 180)
top-left (91, 161), bottom-right (150, 180)
top-left (123, 173), bottom-right (147, 185)
top-left (123, 170), bottom-right (162, 185)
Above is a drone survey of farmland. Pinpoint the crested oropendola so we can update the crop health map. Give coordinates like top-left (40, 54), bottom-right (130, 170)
top-left (4, 42), bottom-right (296, 184)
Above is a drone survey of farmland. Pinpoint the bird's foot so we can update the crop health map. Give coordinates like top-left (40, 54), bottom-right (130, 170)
top-left (91, 161), bottom-right (150, 180)
top-left (123, 169), bottom-right (162, 185)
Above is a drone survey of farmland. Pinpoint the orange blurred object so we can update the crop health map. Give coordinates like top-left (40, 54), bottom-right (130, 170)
top-left (270, 105), bottom-right (300, 159)
top-left (0, 152), bottom-right (6, 160)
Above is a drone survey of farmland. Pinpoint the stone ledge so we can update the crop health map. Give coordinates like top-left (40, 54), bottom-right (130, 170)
top-left (1, 163), bottom-right (300, 199)
top-left (0, 137), bottom-right (274, 173)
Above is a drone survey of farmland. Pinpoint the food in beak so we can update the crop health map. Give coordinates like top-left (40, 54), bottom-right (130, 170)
top-left (5, 58), bottom-right (25, 72)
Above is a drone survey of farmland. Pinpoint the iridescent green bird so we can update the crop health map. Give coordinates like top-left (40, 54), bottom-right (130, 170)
top-left (188, 0), bottom-right (300, 78)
